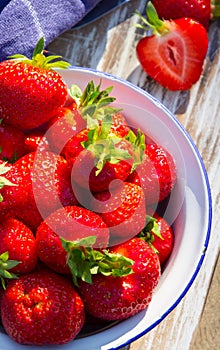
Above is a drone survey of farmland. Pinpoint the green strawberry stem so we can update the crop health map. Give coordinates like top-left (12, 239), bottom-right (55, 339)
top-left (82, 114), bottom-right (132, 175)
top-left (8, 37), bottom-right (70, 70)
top-left (69, 80), bottom-right (120, 126)
top-left (0, 162), bottom-right (17, 202)
top-left (61, 236), bottom-right (134, 286)
top-left (0, 252), bottom-right (20, 289)
top-left (136, 2), bottom-right (169, 35)
top-left (82, 115), bottom-right (146, 175)
top-left (138, 215), bottom-right (164, 254)
top-left (125, 129), bottom-right (146, 172)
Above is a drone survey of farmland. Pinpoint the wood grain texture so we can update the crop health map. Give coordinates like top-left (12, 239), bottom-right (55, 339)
top-left (48, 1), bottom-right (220, 349)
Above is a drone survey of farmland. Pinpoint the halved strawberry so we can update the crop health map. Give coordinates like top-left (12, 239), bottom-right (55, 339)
top-left (136, 2), bottom-right (209, 90)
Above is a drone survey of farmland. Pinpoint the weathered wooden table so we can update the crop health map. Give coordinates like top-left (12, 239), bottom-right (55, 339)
top-left (48, 1), bottom-right (220, 349)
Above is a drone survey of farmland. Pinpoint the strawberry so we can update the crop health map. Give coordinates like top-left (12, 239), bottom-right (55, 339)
top-left (0, 158), bottom-right (29, 211)
top-left (0, 151), bottom-right (78, 230)
top-left (63, 128), bottom-right (90, 162)
top-left (0, 218), bottom-right (38, 275)
top-left (46, 80), bottom-right (118, 154)
top-left (23, 132), bottom-right (50, 153)
top-left (0, 38), bottom-right (70, 130)
top-left (127, 143), bottom-right (177, 206)
top-left (139, 213), bottom-right (174, 265)
top-left (91, 182), bottom-right (146, 245)
top-left (69, 119), bottom-right (145, 193)
top-left (46, 103), bottom-right (85, 154)
top-left (136, 2), bottom-right (209, 90)
top-left (1, 269), bottom-right (85, 345)
top-left (62, 111), bottom-right (129, 163)
top-left (152, 0), bottom-right (211, 29)
top-left (77, 237), bottom-right (160, 321)
top-left (0, 121), bottom-right (26, 163)
top-left (36, 205), bottom-right (110, 274)
top-left (68, 80), bottom-right (118, 129)
top-left (107, 111), bottom-right (130, 138)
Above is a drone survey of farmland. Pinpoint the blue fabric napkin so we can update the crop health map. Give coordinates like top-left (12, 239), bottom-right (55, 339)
top-left (0, 0), bottom-right (102, 62)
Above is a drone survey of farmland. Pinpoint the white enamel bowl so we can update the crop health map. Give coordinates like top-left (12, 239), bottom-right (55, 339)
top-left (0, 67), bottom-right (212, 350)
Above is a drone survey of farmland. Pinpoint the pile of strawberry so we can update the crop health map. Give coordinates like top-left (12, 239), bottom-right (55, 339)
top-left (136, 0), bottom-right (220, 90)
top-left (0, 38), bottom-right (177, 346)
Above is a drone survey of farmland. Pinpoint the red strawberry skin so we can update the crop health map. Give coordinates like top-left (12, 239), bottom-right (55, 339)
top-left (62, 128), bottom-right (89, 161)
top-left (0, 151), bottom-right (79, 230)
top-left (152, 0), bottom-right (211, 29)
top-left (71, 138), bottom-right (133, 193)
top-left (150, 213), bottom-right (174, 265)
top-left (0, 218), bottom-right (38, 274)
top-left (78, 237), bottom-right (160, 321)
top-left (0, 61), bottom-right (68, 130)
top-left (92, 182), bottom-right (146, 245)
top-left (0, 122), bottom-right (26, 162)
top-left (32, 151), bottom-right (79, 217)
top-left (24, 132), bottom-right (50, 153)
top-left (36, 205), bottom-right (110, 273)
top-left (136, 18), bottom-right (208, 90)
top-left (1, 270), bottom-right (85, 345)
top-left (127, 144), bottom-right (177, 206)
top-left (0, 151), bottom-right (78, 229)
top-left (47, 104), bottom-right (87, 154)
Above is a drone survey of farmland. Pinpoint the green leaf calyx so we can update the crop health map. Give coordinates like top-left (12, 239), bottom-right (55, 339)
top-left (61, 236), bottom-right (134, 286)
top-left (0, 252), bottom-right (20, 289)
top-left (136, 2), bottom-right (169, 36)
top-left (8, 37), bottom-right (70, 70)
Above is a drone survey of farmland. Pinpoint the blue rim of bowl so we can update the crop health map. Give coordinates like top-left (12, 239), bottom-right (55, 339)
top-left (64, 66), bottom-right (212, 349)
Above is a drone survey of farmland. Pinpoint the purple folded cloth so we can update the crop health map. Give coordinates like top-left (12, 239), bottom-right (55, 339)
top-left (0, 0), bottom-right (102, 62)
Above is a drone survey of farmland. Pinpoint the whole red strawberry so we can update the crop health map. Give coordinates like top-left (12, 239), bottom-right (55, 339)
top-left (0, 151), bottom-right (78, 230)
top-left (91, 182), bottom-right (146, 245)
top-left (69, 121), bottom-right (145, 193)
top-left (1, 269), bottom-right (85, 345)
top-left (47, 104), bottom-right (86, 153)
top-left (152, 0), bottom-right (211, 29)
top-left (36, 205), bottom-right (110, 274)
top-left (136, 2), bottom-right (208, 90)
top-left (0, 218), bottom-right (38, 275)
top-left (47, 80), bottom-right (118, 153)
top-left (62, 111), bottom-right (130, 162)
top-left (78, 237), bottom-right (160, 321)
top-left (0, 121), bottom-right (26, 163)
top-left (0, 38), bottom-right (69, 130)
top-left (127, 143), bottom-right (177, 206)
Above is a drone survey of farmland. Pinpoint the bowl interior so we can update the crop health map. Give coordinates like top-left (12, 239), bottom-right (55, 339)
top-left (0, 67), bottom-right (211, 350)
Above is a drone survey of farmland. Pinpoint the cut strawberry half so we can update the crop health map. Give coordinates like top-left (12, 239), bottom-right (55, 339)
top-left (136, 2), bottom-right (209, 90)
